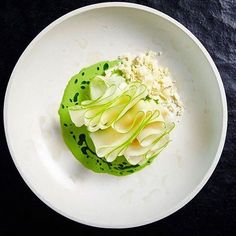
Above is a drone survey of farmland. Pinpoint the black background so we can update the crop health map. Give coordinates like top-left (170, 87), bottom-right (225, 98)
top-left (0, 0), bottom-right (235, 235)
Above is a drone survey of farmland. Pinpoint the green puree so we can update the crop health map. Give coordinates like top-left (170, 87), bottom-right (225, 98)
top-left (58, 60), bottom-right (156, 176)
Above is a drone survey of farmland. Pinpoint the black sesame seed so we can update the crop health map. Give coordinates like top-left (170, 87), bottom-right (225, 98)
top-left (82, 72), bottom-right (85, 76)
top-left (69, 98), bottom-right (73, 102)
top-left (81, 81), bottom-right (87, 84)
top-left (97, 67), bottom-right (100, 70)
top-left (61, 104), bottom-right (65, 109)
top-left (74, 79), bottom-right (78, 84)
top-left (64, 123), bottom-right (68, 127)
top-left (103, 63), bottom-right (109, 70)
top-left (81, 147), bottom-right (87, 154)
top-left (81, 86), bottom-right (85, 89)
top-left (73, 92), bottom-right (79, 102)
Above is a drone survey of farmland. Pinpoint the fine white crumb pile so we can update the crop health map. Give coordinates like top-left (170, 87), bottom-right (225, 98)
top-left (106, 51), bottom-right (184, 117)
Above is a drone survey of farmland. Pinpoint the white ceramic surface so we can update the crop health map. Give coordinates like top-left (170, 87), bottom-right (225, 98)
top-left (4, 3), bottom-right (227, 228)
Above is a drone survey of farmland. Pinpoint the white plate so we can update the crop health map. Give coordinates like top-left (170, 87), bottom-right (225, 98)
top-left (4, 3), bottom-right (227, 228)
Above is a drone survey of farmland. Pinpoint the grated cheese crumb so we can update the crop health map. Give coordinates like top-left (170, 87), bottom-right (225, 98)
top-left (110, 51), bottom-right (184, 117)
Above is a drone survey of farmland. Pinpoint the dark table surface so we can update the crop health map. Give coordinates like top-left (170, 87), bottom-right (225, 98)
top-left (0, 0), bottom-right (235, 235)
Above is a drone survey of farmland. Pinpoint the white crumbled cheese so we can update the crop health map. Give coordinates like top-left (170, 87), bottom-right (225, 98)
top-left (107, 51), bottom-right (184, 117)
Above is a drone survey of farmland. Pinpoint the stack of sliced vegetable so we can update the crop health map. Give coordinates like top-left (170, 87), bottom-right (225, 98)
top-left (69, 73), bottom-right (174, 166)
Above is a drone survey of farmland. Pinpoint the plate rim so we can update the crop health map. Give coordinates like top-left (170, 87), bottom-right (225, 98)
top-left (3, 2), bottom-right (228, 228)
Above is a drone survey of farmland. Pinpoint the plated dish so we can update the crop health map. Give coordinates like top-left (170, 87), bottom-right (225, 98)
top-left (59, 51), bottom-right (183, 175)
top-left (4, 3), bottom-right (227, 228)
